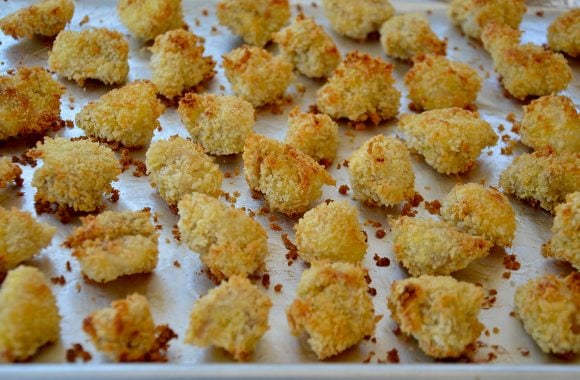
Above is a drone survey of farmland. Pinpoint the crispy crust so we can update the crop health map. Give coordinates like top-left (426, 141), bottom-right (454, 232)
top-left (118, 0), bottom-right (185, 41)
top-left (542, 192), bottom-right (579, 270)
top-left (548, 9), bottom-right (580, 58)
top-left (0, 0), bottom-right (74, 39)
top-left (322, 0), bottom-right (394, 40)
top-left (0, 157), bottom-right (22, 188)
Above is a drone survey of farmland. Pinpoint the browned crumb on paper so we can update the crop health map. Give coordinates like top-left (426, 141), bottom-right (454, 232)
top-left (367, 287), bottom-right (377, 296)
top-left (261, 273), bottom-right (270, 289)
top-left (108, 188), bottom-right (120, 203)
top-left (120, 149), bottom-right (147, 177)
top-left (536, 11), bottom-right (544, 17)
top-left (400, 202), bottom-right (417, 217)
top-left (373, 254), bottom-right (390, 267)
top-left (66, 261), bottom-right (72, 272)
top-left (338, 184), bottom-right (349, 195)
top-left (66, 343), bottom-right (92, 363)
top-left (12, 152), bottom-right (37, 167)
top-left (274, 283), bottom-right (283, 292)
top-left (139, 325), bottom-right (177, 363)
top-left (375, 229), bottom-right (386, 239)
top-left (362, 351), bottom-right (375, 363)
top-left (172, 224), bottom-right (181, 242)
top-left (424, 199), bottom-right (442, 215)
top-left (79, 15), bottom-right (90, 26)
top-left (35, 199), bottom-right (101, 224)
top-left (173, 260), bottom-right (181, 268)
top-left (50, 275), bottom-right (66, 286)
top-left (503, 254), bottom-right (521, 271)
top-left (409, 192), bottom-right (424, 207)
top-left (281, 233), bottom-right (299, 266)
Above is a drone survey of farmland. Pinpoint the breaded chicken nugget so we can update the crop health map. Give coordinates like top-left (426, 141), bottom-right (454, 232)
top-left (63, 210), bottom-right (159, 283)
top-left (548, 9), bottom-right (580, 58)
top-left (273, 14), bottom-right (341, 78)
top-left (481, 23), bottom-right (571, 100)
top-left (150, 29), bottom-right (216, 99)
top-left (317, 51), bottom-right (401, 122)
top-left (178, 193), bottom-right (268, 281)
top-left (391, 217), bottom-right (492, 276)
top-left (286, 262), bottom-right (376, 360)
top-left (542, 192), bottom-right (580, 270)
top-left (0, 157), bottom-right (22, 188)
top-left (76, 81), bottom-right (165, 148)
top-left (514, 273), bottom-right (580, 355)
top-left (217, 0), bottom-right (290, 47)
top-left (243, 134), bottom-right (334, 215)
top-left (0, 0), bottom-right (74, 39)
top-left (29, 137), bottom-right (121, 212)
top-left (185, 275), bottom-right (272, 361)
top-left (448, 0), bottom-right (526, 40)
top-left (0, 66), bottom-right (65, 141)
top-left (499, 148), bottom-right (579, 212)
top-left (404, 55), bottom-right (481, 111)
top-left (380, 13), bottom-right (446, 61)
top-left (178, 93), bottom-right (254, 155)
top-left (222, 45), bottom-right (294, 107)
top-left (118, 0), bottom-right (185, 41)
top-left (518, 95), bottom-right (580, 155)
top-left (145, 136), bottom-right (222, 207)
top-left (49, 28), bottom-right (129, 86)
top-left (0, 266), bottom-right (60, 362)
top-left (398, 108), bottom-right (497, 175)
top-left (348, 135), bottom-right (415, 207)
top-left (322, 0), bottom-right (394, 40)
top-left (388, 275), bottom-right (484, 358)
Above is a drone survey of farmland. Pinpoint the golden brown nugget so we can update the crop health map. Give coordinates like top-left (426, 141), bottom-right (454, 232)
top-left (243, 134), bottom-right (335, 215)
top-left (398, 108), bottom-right (497, 175)
top-left (322, 0), bottom-right (394, 40)
top-left (0, 0), bottom-right (74, 39)
top-left (178, 93), bottom-right (254, 155)
top-left (0, 266), bottom-right (61, 362)
top-left (391, 217), bottom-right (492, 276)
top-left (0, 208), bottom-right (56, 273)
top-left (76, 81), bottom-right (165, 148)
top-left (49, 28), bottom-right (129, 86)
top-left (388, 275), bottom-right (484, 359)
top-left (29, 137), bottom-right (121, 212)
top-left (178, 193), bottom-right (268, 281)
top-left (448, 0), bottom-right (526, 40)
top-left (150, 29), bottom-right (216, 99)
top-left (518, 95), bottom-right (580, 155)
top-left (404, 55), bottom-right (481, 111)
top-left (118, 0), bottom-right (185, 41)
top-left (273, 14), bottom-right (341, 78)
top-left (441, 183), bottom-right (516, 247)
top-left (64, 210), bottom-right (159, 283)
top-left (481, 23), bottom-right (572, 100)
top-left (185, 276), bottom-right (272, 361)
top-left (217, 0), bottom-right (290, 47)
top-left (222, 45), bottom-right (294, 108)
top-left (548, 9), bottom-right (580, 58)
top-left (348, 135), bottom-right (415, 207)
top-left (145, 136), bottom-right (222, 206)
top-left (0, 157), bottom-right (22, 189)
top-left (380, 13), bottom-right (446, 61)
top-left (499, 149), bottom-right (580, 212)
top-left (0, 66), bottom-right (65, 141)
top-left (317, 51), bottom-right (401, 122)
top-left (514, 273), bottom-right (580, 355)
top-left (542, 192), bottom-right (580, 270)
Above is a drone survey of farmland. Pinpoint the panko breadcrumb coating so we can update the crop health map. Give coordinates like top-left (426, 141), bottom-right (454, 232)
top-left (542, 192), bottom-right (580, 270)
top-left (273, 14), bottom-right (341, 78)
top-left (380, 13), bottom-right (446, 61)
top-left (145, 136), bottom-right (223, 206)
top-left (76, 81), bottom-right (165, 148)
top-left (481, 23), bottom-right (572, 100)
top-left (118, 0), bottom-right (185, 41)
top-left (0, 157), bottom-right (22, 188)
top-left (63, 210), bottom-right (159, 283)
top-left (49, 28), bottom-right (129, 86)
top-left (322, 0), bottom-right (394, 40)
top-left (185, 275), bottom-right (272, 361)
top-left (404, 55), bottom-right (481, 111)
top-left (222, 45), bottom-right (294, 107)
top-left (29, 137), bottom-right (121, 212)
top-left (150, 29), bottom-right (216, 99)
top-left (0, 0), bottom-right (74, 39)
top-left (348, 135), bottom-right (415, 207)
top-left (178, 193), bottom-right (268, 281)
top-left (388, 275), bottom-right (484, 358)
top-left (518, 95), bottom-right (580, 155)
top-left (243, 134), bottom-right (335, 215)
top-left (317, 51), bottom-right (401, 122)
top-left (514, 273), bottom-right (580, 355)
top-left (295, 201), bottom-right (367, 264)
top-left (447, 0), bottom-right (526, 40)
top-left (285, 107), bottom-right (339, 165)
top-left (0, 66), bottom-right (65, 141)
top-left (548, 9), bottom-right (580, 58)
top-left (286, 262), bottom-right (376, 360)
top-left (178, 93), bottom-right (254, 155)
top-left (391, 217), bottom-right (492, 276)
top-left (398, 108), bottom-right (497, 175)
top-left (499, 148), bottom-right (580, 212)
top-left (217, 0), bottom-right (290, 47)
top-left (0, 266), bottom-right (61, 362)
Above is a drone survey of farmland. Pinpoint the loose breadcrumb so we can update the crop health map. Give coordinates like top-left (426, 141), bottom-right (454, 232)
top-left (285, 107), bottom-right (338, 165)
top-left (542, 192), bottom-right (579, 270)
top-left (0, 0), bottom-right (74, 39)
top-left (118, 0), bottom-right (186, 41)
top-left (322, 0), bottom-right (394, 40)
top-left (0, 157), bottom-right (22, 188)
top-left (548, 9), bottom-right (580, 58)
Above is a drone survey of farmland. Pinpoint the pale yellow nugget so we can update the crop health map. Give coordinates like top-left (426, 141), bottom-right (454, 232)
top-left (542, 192), bottom-right (580, 270)
top-left (118, 0), bottom-right (185, 41)
top-left (0, 157), bottom-right (22, 188)
top-left (548, 9), bottom-right (580, 58)
top-left (0, 0), bottom-right (74, 39)
top-left (322, 0), bottom-right (394, 40)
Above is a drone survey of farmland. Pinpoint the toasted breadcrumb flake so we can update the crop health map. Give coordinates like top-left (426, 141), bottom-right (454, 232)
top-left (542, 192), bottom-right (580, 270)
top-left (0, 157), bottom-right (22, 188)
top-left (118, 0), bottom-right (185, 41)
top-left (322, 0), bottom-right (394, 40)
top-left (0, 0), bottom-right (74, 39)
top-left (285, 107), bottom-right (338, 165)
top-left (548, 9), bottom-right (580, 58)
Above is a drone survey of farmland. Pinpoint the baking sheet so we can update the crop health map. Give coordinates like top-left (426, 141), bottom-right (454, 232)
top-left (0, 0), bottom-right (579, 377)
